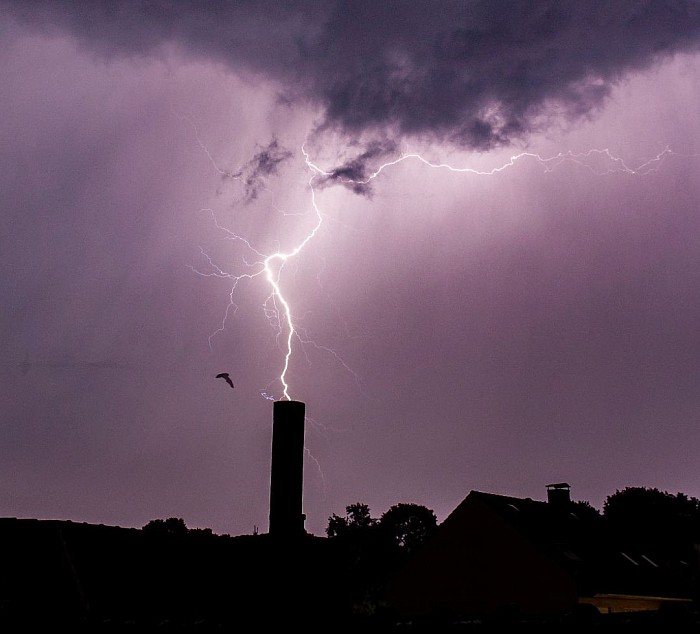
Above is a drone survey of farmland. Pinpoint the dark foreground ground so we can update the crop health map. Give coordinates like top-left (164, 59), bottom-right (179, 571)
top-left (4, 607), bottom-right (697, 634)
top-left (1, 518), bottom-right (698, 633)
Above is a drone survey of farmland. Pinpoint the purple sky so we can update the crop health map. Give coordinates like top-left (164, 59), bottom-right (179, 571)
top-left (2, 1), bottom-right (700, 537)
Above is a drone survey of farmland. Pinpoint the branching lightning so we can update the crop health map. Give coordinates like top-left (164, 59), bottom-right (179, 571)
top-left (193, 135), bottom-right (684, 402)
top-left (307, 146), bottom-right (676, 186)
top-left (260, 182), bottom-right (324, 400)
top-left (190, 163), bottom-right (325, 401)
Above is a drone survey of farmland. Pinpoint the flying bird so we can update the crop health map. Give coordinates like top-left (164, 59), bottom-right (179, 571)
top-left (215, 372), bottom-right (234, 389)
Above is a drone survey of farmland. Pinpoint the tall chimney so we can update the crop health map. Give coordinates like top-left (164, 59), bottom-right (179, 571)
top-left (269, 400), bottom-right (306, 537)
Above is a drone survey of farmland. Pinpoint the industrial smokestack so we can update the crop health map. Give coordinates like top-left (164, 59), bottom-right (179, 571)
top-left (269, 400), bottom-right (306, 537)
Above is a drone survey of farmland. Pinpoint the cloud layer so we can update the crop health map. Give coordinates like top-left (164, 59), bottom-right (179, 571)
top-left (5, 0), bottom-right (700, 150)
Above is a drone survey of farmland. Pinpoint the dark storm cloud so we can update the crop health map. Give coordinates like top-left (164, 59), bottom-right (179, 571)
top-left (318, 139), bottom-right (398, 196)
top-left (4, 0), bottom-right (700, 154)
top-left (233, 137), bottom-right (293, 202)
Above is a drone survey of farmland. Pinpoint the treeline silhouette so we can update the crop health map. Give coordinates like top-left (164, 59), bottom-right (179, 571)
top-left (0, 486), bottom-right (698, 631)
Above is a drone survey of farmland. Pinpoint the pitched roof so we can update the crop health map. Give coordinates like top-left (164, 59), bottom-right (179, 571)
top-left (440, 490), bottom-right (696, 599)
top-left (442, 491), bottom-right (598, 583)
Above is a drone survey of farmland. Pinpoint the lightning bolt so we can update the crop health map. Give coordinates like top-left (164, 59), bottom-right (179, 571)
top-left (306, 145), bottom-right (677, 186)
top-left (190, 157), bottom-right (326, 401)
top-left (260, 179), bottom-right (324, 400)
top-left (193, 135), bottom-right (689, 402)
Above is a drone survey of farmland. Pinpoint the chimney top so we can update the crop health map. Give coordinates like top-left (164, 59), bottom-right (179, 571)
top-left (546, 482), bottom-right (570, 489)
top-left (545, 483), bottom-right (571, 507)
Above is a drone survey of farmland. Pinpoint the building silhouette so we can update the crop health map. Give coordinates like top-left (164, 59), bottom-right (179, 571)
top-left (385, 484), bottom-right (697, 623)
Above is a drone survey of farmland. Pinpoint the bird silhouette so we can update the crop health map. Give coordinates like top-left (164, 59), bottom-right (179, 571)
top-left (215, 372), bottom-right (234, 389)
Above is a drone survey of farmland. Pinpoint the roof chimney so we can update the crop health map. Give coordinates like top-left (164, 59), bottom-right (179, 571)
top-left (546, 482), bottom-right (571, 507)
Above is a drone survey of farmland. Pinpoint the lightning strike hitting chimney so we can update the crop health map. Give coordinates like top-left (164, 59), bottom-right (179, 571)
top-left (268, 400), bottom-right (306, 536)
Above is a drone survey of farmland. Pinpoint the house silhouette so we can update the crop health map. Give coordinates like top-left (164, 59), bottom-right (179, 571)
top-left (385, 484), bottom-right (698, 624)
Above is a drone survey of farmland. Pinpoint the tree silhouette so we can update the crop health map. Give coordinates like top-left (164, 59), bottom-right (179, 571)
top-left (325, 501), bottom-right (439, 622)
top-left (603, 487), bottom-right (700, 555)
top-left (142, 517), bottom-right (189, 537)
top-left (379, 503), bottom-right (437, 554)
top-left (604, 487), bottom-right (700, 523)
top-left (326, 502), bottom-right (376, 538)
top-left (570, 499), bottom-right (602, 521)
